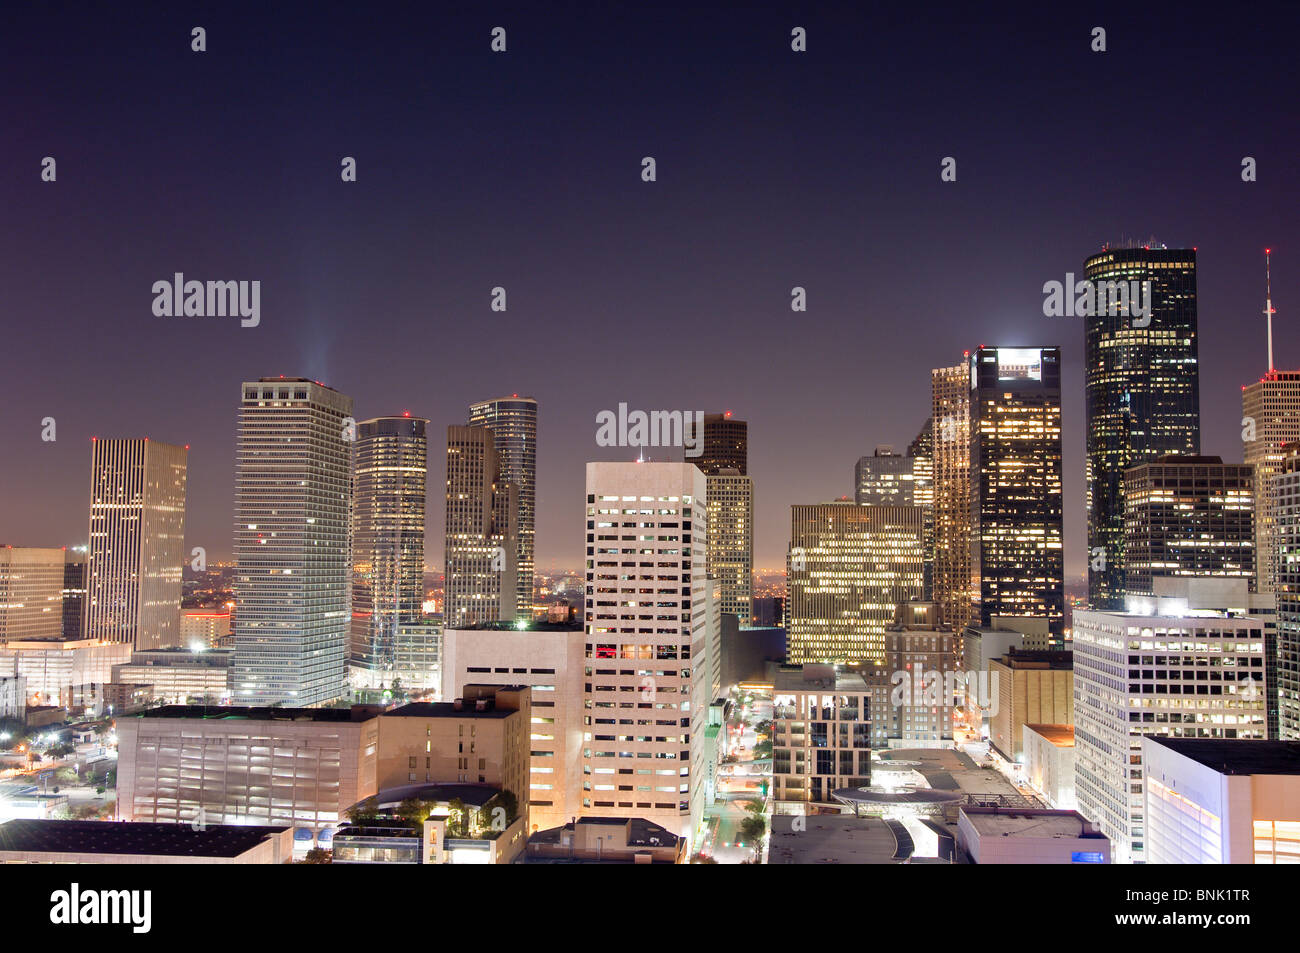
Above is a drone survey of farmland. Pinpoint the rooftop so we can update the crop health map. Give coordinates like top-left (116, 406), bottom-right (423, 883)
top-left (1025, 724), bottom-right (1074, 747)
top-left (135, 704), bottom-right (380, 722)
top-left (0, 819), bottom-right (289, 857)
top-left (1146, 737), bottom-right (1300, 775)
top-left (447, 620), bottom-right (583, 633)
top-left (961, 807), bottom-right (1103, 839)
top-left (386, 695), bottom-right (526, 719)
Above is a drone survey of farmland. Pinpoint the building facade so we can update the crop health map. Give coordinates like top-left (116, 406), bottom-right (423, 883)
top-left (0, 547), bottom-right (65, 643)
top-left (85, 438), bottom-right (188, 650)
top-left (1085, 245), bottom-right (1201, 610)
top-left (1243, 371), bottom-right (1300, 595)
top-left (969, 346), bottom-right (1064, 646)
top-left (350, 415), bottom-right (428, 689)
top-left (787, 503), bottom-right (926, 664)
top-left (468, 397), bottom-right (538, 618)
top-left (583, 462), bottom-right (712, 842)
top-left (699, 412), bottom-right (747, 475)
top-left (772, 665), bottom-right (873, 811)
top-left (932, 362), bottom-right (973, 630)
top-left (705, 471), bottom-right (753, 625)
top-left (230, 378), bottom-right (354, 707)
top-left (444, 425), bottom-right (518, 628)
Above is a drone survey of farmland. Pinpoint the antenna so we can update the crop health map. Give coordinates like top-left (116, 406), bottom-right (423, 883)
top-left (1266, 249), bottom-right (1277, 373)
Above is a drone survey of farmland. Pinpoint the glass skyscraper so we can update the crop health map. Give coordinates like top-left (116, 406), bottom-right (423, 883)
top-left (970, 346), bottom-right (1065, 646)
top-left (468, 396), bottom-right (537, 619)
top-left (1085, 245), bottom-right (1200, 610)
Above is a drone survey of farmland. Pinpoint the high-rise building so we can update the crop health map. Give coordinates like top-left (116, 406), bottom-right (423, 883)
top-left (854, 446), bottom-right (915, 505)
top-left (350, 415), bottom-right (428, 689)
top-left (932, 362), bottom-right (973, 630)
top-left (0, 548), bottom-right (65, 643)
top-left (230, 378), bottom-right (353, 707)
top-left (699, 412), bottom-right (747, 475)
top-left (468, 397), bottom-right (538, 618)
top-left (61, 549), bottom-right (86, 640)
top-left (1243, 370), bottom-right (1300, 595)
top-left (908, 419), bottom-right (935, 600)
top-left (787, 503), bottom-right (926, 664)
top-left (883, 600), bottom-right (958, 746)
top-left (1085, 246), bottom-right (1200, 610)
top-left (444, 425), bottom-right (518, 628)
top-left (85, 438), bottom-right (188, 651)
top-left (1273, 442), bottom-right (1300, 739)
top-left (1122, 455), bottom-right (1255, 597)
top-left (583, 462), bottom-right (713, 841)
top-left (969, 346), bottom-right (1064, 646)
top-left (705, 469), bottom-right (753, 625)
top-left (1073, 581), bottom-right (1267, 864)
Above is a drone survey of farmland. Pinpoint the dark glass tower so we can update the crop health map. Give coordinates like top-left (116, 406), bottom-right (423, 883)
top-left (970, 346), bottom-right (1065, 646)
top-left (468, 396), bottom-right (537, 619)
top-left (700, 413), bottom-right (747, 475)
top-left (1085, 246), bottom-right (1200, 610)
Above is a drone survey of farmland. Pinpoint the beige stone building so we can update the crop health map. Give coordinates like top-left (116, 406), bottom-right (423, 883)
top-left (0, 548), bottom-right (65, 643)
top-left (988, 650), bottom-right (1073, 762)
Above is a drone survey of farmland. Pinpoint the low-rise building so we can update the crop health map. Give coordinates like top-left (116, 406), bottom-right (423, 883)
top-left (0, 818), bottom-right (294, 863)
top-left (1022, 724), bottom-right (1075, 809)
top-left (526, 816), bottom-right (686, 863)
top-left (1142, 736), bottom-right (1300, 864)
top-left (772, 665), bottom-right (873, 811)
top-left (111, 648), bottom-right (231, 705)
top-left (957, 806), bottom-right (1110, 864)
top-left (179, 610), bottom-right (231, 650)
top-left (0, 675), bottom-right (25, 721)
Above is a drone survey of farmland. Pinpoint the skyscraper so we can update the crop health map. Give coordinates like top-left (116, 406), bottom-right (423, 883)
top-left (1122, 456), bottom-right (1255, 597)
top-left (62, 548), bottom-right (86, 640)
top-left (350, 415), bottom-right (428, 690)
top-left (85, 437), bottom-right (188, 651)
top-left (907, 418), bottom-right (935, 600)
top-left (230, 378), bottom-right (353, 707)
top-left (468, 396), bottom-right (537, 619)
top-left (1085, 245), bottom-right (1200, 610)
top-left (584, 462), bottom-right (713, 840)
top-left (705, 470), bottom-right (753, 625)
top-left (1243, 370), bottom-right (1300, 595)
top-left (699, 412), bottom-right (747, 475)
top-left (0, 548), bottom-right (66, 643)
top-left (970, 346), bottom-right (1064, 646)
top-left (854, 446), bottom-right (915, 505)
top-left (444, 425), bottom-right (518, 628)
top-left (1272, 442), bottom-right (1300, 739)
top-left (787, 502), bottom-right (926, 664)
top-left (932, 362), bottom-right (973, 630)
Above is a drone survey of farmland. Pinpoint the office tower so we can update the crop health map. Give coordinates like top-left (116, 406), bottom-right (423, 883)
top-left (787, 503), bottom-right (926, 664)
top-left (1085, 246), bottom-right (1201, 610)
top-left (908, 419), bottom-right (935, 600)
top-left (444, 425), bottom-right (518, 627)
top-left (1073, 580), bottom-right (1267, 864)
top-left (705, 469), bottom-right (753, 625)
top-left (1143, 737), bottom-right (1300, 864)
top-left (350, 415), bottom-right (428, 689)
top-left (854, 446), bottom-right (915, 505)
top-left (969, 346), bottom-right (1065, 646)
top-left (1123, 455), bottom-right (1255, 597)
top-left (932, 362), bottom-right (973, 630)
top-left (583, 462), bottom-right (712, 840)
top-left (468, 396), bottom-right (538, 618)
top-left (699, 412), bottom-right (747, 475)
top-left (180, 610), bottom-right (231, 649)
top-left (883, 600), bottom-right (958, 745)
top-left (61, 549), bottom-right (86, 640)
top-left (1274, 443), bottom-right (1300, 738)
top-left (230, 378), bottom-right (353, 707)
top-left (85, 438), bottom-right (188, 651)
top-left (0, 548), bottom-right (65, 642)
top-left (1243, 371), bottom-right (1300, 595)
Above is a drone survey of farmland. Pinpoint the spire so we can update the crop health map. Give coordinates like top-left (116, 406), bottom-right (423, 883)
top-left (1266, 249), bottom-right (1277, 373)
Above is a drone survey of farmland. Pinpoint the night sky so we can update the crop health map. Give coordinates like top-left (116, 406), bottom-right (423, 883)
top-left (3, 2), bottom-right (1298, 575)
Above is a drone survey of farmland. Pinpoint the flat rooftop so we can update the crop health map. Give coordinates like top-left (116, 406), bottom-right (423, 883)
top-left (448, 620), bottom-right (582, 632)
top-left (386, 698), bottom-right (522, 719)
top-left (768, 814), bottom-right (906, 865)
top-left (773, 666), bottom-right (870, 693)
top-left (1146, 737), bottom-right (1300, 775)
top-left (0, 819), bottom-right (288, 857)
top-left (1025, 724), bottom-right (1074, 747)
top-left (135, 704), bottom-right (378, 722)
top-left (961, 808), bottom-right (1101, 839)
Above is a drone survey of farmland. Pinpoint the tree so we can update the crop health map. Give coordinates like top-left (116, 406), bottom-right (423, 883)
top-left (739, 816), bottom-right (766, 862)
top-left (299, 847), bottom-right (332, 864)
top-left (344, 795), bottom-right (380, 823)
top-left (445, 798), bottom-right (469, 837)
top-left (752, 739), bottom-right (773, 759)
top-left (690, 853), bottom-right (718, 864)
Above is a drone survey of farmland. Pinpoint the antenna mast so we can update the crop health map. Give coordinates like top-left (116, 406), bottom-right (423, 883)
top-left (1266, 249), bottom-right (1276, 373)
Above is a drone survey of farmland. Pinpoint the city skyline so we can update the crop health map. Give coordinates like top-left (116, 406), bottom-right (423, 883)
top-left (2, 6), bottom-right (1296, 577)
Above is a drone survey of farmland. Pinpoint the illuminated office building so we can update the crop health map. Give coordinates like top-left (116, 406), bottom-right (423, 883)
top-left (854, 447), bottom-right (915, 506)
top-left (85, 437), bottom-right (188, 651)
top-left (444, 425), bottom-right (518, 627)
top-left (230, 378), bottom-right (353, 707)
top-left (699, 413), bottom-right (747, 475)
top-left (705, 470), bottom-right (753, 625)
top-left (468, 397), bottom-right (537, 618)
top-left (0, 548), bottom-right (66, 643)
top-left (350, 415), bottom-right (428, 689)
top-left (932, 362), bottom-right (973, 630)
top-left (1085, 245), bottom-right (1200, 610)
top-left (1243, 371), bottom-right (1300, 595)
top-left (787, 503), bottom-right (925, 664)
